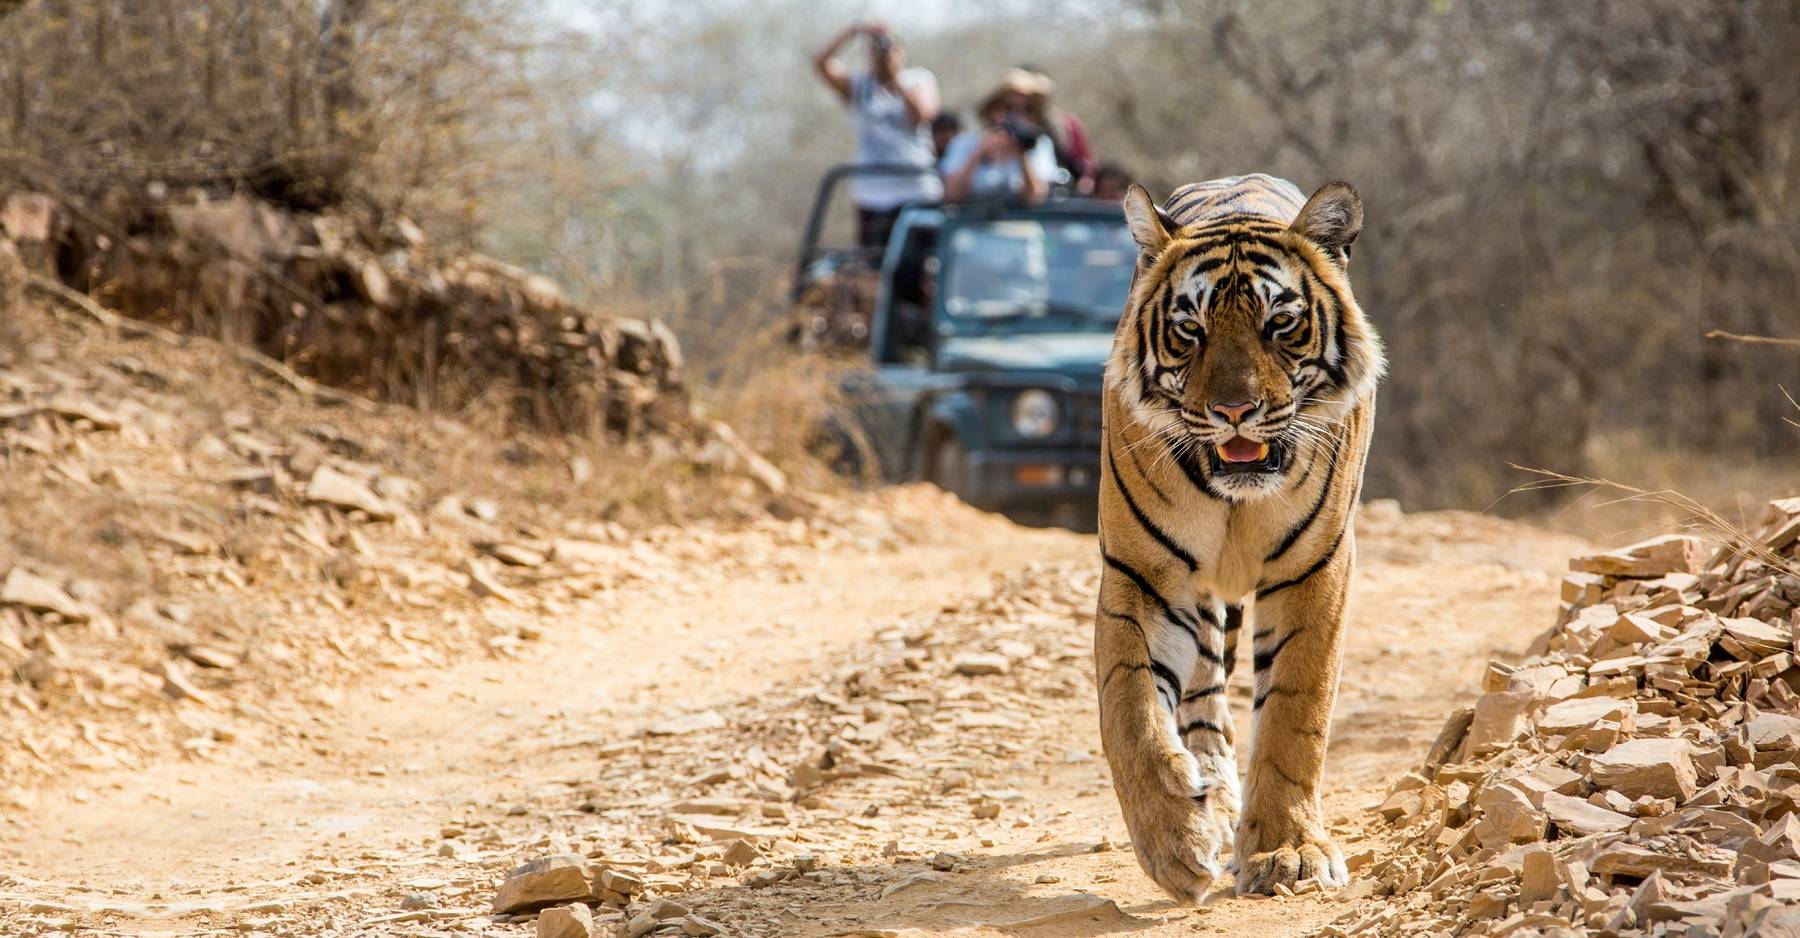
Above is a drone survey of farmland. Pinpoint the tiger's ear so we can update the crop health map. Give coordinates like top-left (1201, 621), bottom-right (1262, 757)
top-left (1291, 181), bottom-right (1363, 265)
top-left (1122, 184), bottom-right (1175, 259)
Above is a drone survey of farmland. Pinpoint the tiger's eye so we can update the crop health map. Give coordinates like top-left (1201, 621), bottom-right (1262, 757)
top-left (1270, 313), bottom-right (1296, 330)
top-left (1173, 320), bottom-right (1200, 341)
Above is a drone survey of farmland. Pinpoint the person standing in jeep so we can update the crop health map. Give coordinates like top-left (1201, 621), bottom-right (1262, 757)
top-left (811, 21), bottom-right (943, 251)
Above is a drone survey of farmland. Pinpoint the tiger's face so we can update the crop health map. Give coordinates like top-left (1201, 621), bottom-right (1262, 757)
top-left (1111, 182), bottom-right (1385, 501)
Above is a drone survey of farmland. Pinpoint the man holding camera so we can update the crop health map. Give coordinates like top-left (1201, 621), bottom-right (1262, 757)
top-left (940, 70), bottom-right (1056, 205)
top-left (812, 21), bottom-right (943, 250)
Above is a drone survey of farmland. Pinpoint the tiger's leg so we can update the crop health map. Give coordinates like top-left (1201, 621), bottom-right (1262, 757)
top-left (1095, 557), bottom-right (1231, 904)
top-left (1176, 593), bottom-right (1241, 838)
top-left (1234, 544), bottom-right (1352, 894)
top-left (1220, 602), bottom-right (1244, 685)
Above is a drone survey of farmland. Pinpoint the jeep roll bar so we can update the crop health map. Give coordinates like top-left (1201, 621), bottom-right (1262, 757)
top-left (791, 163), bottom-right (941, 302)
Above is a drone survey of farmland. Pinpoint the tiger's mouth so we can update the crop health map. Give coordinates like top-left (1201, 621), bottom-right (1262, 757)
top-left (1209, 436), bottom-right (1284, 476)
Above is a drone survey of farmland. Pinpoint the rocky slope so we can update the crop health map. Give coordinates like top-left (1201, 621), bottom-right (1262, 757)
top-left (0, 293), bottom-right (785, 793)
top-left (1335, 514), bottom-right (1800, 937)
top-left (1, 186), bottom-right (684, 437)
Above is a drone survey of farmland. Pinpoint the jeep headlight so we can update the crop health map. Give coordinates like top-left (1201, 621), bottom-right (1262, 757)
top-left (1011, 389), bottom-right (1059, 439)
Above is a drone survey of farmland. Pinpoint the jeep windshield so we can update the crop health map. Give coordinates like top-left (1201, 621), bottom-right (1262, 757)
top-left (940, 216), bottom-right (1135, 331)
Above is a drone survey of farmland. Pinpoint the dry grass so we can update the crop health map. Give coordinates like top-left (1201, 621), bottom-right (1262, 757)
top-left (1509, 466), bottom-right (1800, 579)
top-left (644, 254), bottom-right (874, 495)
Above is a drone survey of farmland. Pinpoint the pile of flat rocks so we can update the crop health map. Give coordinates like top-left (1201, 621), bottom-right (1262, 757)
top-left (1326, 500), bottom-right (1800, 937)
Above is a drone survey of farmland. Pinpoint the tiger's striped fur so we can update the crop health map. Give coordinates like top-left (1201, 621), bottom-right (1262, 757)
top-left (1095, 174), bottom-right (1384, 901)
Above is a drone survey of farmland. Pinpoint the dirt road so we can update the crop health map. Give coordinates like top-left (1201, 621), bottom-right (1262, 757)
top-left (0, 488), bottom-right (1585, 937)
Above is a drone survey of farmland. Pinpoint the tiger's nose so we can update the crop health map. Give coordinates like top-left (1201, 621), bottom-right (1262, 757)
top-left (1210, 400), bottom-right (1261, 424)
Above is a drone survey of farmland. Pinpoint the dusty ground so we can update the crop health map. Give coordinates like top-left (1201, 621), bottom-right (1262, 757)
top-left (0, 296), bottom-right (1599, 937)
top-left (0, 483), bottom-right (1585, 936)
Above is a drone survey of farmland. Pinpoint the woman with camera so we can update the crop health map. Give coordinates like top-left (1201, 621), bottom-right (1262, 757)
top-left (940, 70), bottom-right (1057, 205)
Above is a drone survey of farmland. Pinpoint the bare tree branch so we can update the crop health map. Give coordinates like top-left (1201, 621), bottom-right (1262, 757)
top-left (1704, 329), bottom-right (1800, 349)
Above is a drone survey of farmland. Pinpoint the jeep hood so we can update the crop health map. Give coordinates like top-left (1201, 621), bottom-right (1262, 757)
top-left (935, 332), bottom-right (1114, 380)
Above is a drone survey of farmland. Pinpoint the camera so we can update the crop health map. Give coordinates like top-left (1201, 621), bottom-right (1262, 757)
top-left (870, 32), bottom-right (893, 53)
top-left (999, 116), bottom-right (1043, 149)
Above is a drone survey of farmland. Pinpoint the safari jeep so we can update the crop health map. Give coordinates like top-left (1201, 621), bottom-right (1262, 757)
top-left (834, 197), bottom-right (1135, 530)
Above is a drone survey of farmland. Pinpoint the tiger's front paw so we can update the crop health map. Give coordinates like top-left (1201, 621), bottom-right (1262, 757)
top-left (1126, 790), bottom-right (1227, 904)
top-left (1233, 825), bottom-right (1346, 895)
top-left (1118, 751), bottom-right (1234, 904)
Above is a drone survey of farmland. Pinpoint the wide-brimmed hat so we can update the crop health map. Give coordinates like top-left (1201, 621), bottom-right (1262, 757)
top-left (978, 69), bottom-right (1051, 118)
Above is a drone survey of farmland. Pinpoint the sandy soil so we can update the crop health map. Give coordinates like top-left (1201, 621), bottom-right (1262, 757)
top-left (0, 484), bottom-right (1587, 938)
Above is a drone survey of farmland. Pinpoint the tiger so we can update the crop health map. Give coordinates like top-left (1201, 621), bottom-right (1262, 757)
top-left (1094, 174), bottom-right (1384, 900)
